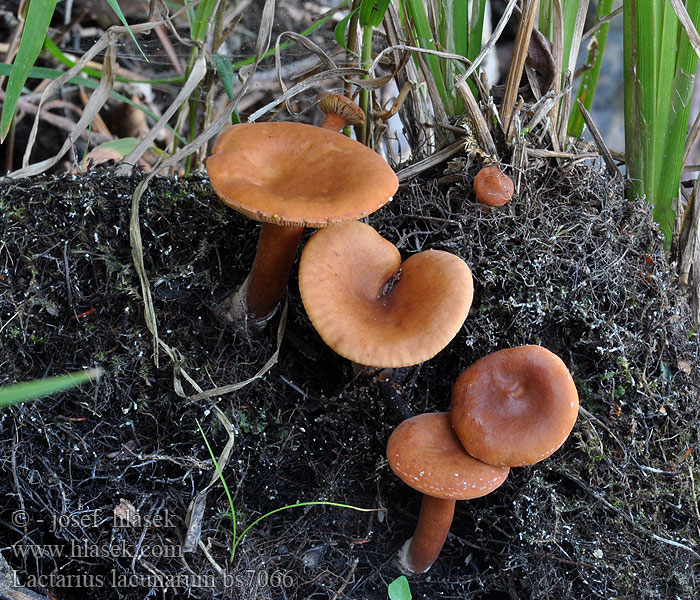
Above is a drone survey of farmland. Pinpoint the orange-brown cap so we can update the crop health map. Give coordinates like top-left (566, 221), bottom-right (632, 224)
top-left (474, 165), bottom-right (514, 207)
top-left (451, 345), bottom-right (579, 467)
top-left (387, 413), bottom-right (510, 500)
top-left (206, 122), bottom-right (397, 227)
top-left (298, 221), bottom-right (473, 368)
top-left (317, 92), bottom-right (366, 128)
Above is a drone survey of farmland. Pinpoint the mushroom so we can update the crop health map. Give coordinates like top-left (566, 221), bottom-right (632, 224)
top-left (386, 412), bottom-right (510, 574)
top-left (206, 122), bottom-right (398, 322)
top-left (451, 345), bottom-right (579, 467)
top-left (317, 92), bottom-right (366, 132)
top-left (473, 165), bottom-right (514, 207)
top-left (298, 221), bottom-right (473, 367)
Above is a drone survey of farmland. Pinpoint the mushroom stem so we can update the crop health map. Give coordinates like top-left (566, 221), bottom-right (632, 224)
top-left (320, 113), bottom-right (348, 132)
top-left (220, 222), bottom-right (304, 321)
top-left (398, 495), bottom-right (456, 574)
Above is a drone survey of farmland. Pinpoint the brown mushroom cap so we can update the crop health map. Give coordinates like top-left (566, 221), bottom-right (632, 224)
top-left (317, 92), bottom-right (366, 127)
top-left (474, 165), bottom-right (514, 207)
top-left (387, 413), bottom-right (510, 500)
top-left (206, 122), bottom-right (398, 227)
top-left (451, 345), bottom-right (579, 467)
top-left (298, 221), bottom-right (474, 368)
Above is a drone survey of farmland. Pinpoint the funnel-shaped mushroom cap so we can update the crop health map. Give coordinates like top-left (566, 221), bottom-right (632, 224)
top-left (206, 122), bottom-right (398, 227)
top-left (387, 413), bottom-right (510, 500)
top-left (451, 345), bottom-right (579, 467)
top-left (299, 221), bottom-right (474, 367)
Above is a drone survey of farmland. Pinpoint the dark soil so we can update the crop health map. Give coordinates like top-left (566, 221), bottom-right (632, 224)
top-left (1, 160), bottom-right (699, 600)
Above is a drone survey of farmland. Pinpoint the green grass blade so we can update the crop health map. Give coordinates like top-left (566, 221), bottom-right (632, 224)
top-left (568, 0), bottom-right (614, 137)
top-left (639, 0), bottom-right (659, 185)
top-left (624, 0), bottom-right (659, 203)
top-left (560, 0), bottom-right (582, 79)
top-left (656, 1), bottom-right (700, 242)
top-left (461, 0), bottom-right (487, 99)
top-left (190, 0), bottom-right (219, 43)
top-left (467, 0), bottom-right (487, 62)
top-left (43, 36), bottom-right (104, 80)
top-left (359, 22), bottom-right (374, 144)
top-left (453, 0), bottom-right (469, 59)
top-left (359, 0), bottom-right (391, 28)
top-left (650, 1), bottom-right (683, 241)
top-left (211, 54), bottom-right (241, 126)
top-left (359, 0), bottom-right (374, 26)
top-left (212, 54), bottom-right (235, 100)
top-left (42, 38), bottom-right (184, 85)
top-left (89, 137), bottom-right (142, 156)
top-left (231, 501), bottom-right (378, 560)
top-left (402, 0), bottom-right (451, 112)
top-left (0, 62), bottom-right (187, 144)
top-left (334, 6), bottom-right (361, 53)
top-left (539, 0), bottom-right (554, 39)
top-left (186, 3), bottom-right (196, 33)
top-left (0, 369), bottom-right (101, 408)
top-left (436, 0), bottom-right (449, 76)
top-left (198, 420), bottom-right (379, 563)
top-left (197, 421), bottom-right (237, 560)
top-left (623, 0), bottom-right (699, 245)
top-left (104, 0), bottom-right (148, 61)
top-left (371, 0), bottom-right (392, 27)
top-left (0, 0), bottom-right (59, 141)
top-left (0, 61), bottom-right (90, 85)
top-left (623, 0), bottom-right (642, 200)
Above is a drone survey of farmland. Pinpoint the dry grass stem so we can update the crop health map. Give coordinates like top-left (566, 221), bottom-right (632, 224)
top-left (395, 140), bottom-right (465, 181)
top-left (119, 53), bottom-right (207, 175)
top-left (582, 6), bottom-right (623, 41)
top-left (525, 147), bottom-right (599, 160)
top-left (183, 406), bottom-right (236, 552)
top-left (275, 31), bottom-right (338, 116)
top-left (670, 0), bottom-right (700, 58)
top-left (558, 0), bottom-right (590, 141)
top-left (684, 105), bottom-right (700, 168)
top-left (501, 0), bottom-right (540, 132)
top-left (246, 67), bottom-right (368, 122)
top-left (454, 77), bottom-right (497, 158)
top-left (374, 81), bottom-right (414, 121)
top-left (576, 99), bottom-right (620, 179)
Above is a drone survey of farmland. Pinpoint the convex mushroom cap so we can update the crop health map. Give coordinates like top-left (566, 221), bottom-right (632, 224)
top-left (207, 122), bottom-right (398, 227)
top-left (298, 221), bottom-right (473, 367)
top-left (387, 412), bottom-right (509, 573)
top-left (206, 122), bottom-right (398, 321)
top-left (451, 345), bottom-right (579, 467)
top-left (387, 412), bottom-right (510, 500)
top-left (474, 165), bottom-right (515, 207)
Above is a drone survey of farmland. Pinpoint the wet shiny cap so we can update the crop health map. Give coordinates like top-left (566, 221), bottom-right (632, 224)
top-left (451, 345), bottom-right (579, 467)
top-left (474, 165), bottom-right (515, 207)
top-left (206, 122), bottom-right (397, 227)
top-left (386, 413), bottom-right (510, 500)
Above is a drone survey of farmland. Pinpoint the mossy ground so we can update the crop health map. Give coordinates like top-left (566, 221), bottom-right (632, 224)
top-left (1, 161), bottom-right (698, 600)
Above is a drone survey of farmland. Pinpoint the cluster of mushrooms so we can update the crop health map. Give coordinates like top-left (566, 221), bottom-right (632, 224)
top-left (387, 345), bottom-right (579, 573)
top-left (205, 94), bottom-right (579, 576)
